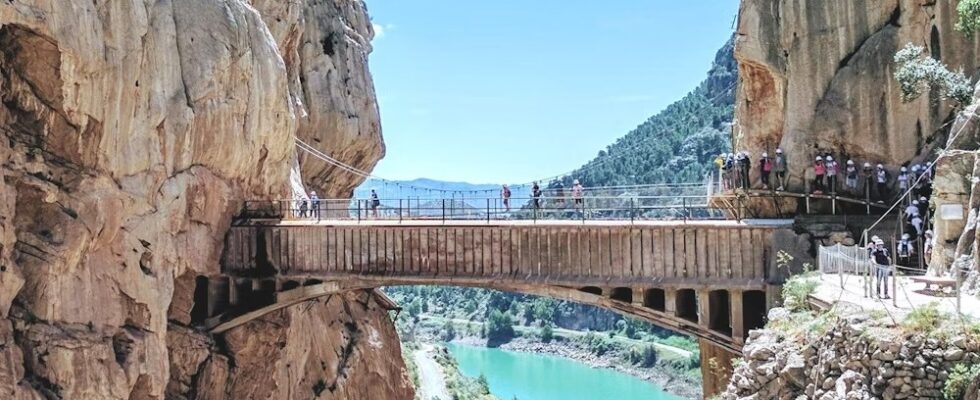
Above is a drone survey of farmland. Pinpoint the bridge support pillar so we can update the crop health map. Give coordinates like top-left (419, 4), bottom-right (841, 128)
top-left (664, 288), bottom-right (677, 315)
top-left (730, 289), bottom-right (744, 344)
top-left (697, 289), bottom-right (711, 328)
top-left (699, 338), bottom-right (737, 399)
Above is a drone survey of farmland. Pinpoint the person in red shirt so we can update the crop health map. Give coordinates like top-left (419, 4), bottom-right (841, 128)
top-left (759, 152), bottom-right (773, 190)
top-left (813, 156), bottom-right (826, 194)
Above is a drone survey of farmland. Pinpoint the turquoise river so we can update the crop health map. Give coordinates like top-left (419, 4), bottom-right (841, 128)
top-left (446, 343), bottom-right (681, 400)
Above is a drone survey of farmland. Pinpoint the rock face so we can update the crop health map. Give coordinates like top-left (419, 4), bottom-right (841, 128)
top-left (721, 315), bottom-right (980, 400)
top-left (735, 0), bottom-right (980, 191)
top-left (0, 0), bottom-right (408, 399)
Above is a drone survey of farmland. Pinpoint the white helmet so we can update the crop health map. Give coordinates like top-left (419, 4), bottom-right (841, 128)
top-left (762, 152), bottom-right (768, 157)
top-left (913, 200), bottom-right (920, 205)
top-left (816, 156), bottom-right (824, 161)
top-left (901, 167), bottom-right (907, 172)
top-left (877, 164), bottom-right (884, 169)
top-left (847, 160), bottom-right (855, 165)
top-left (827, 156), bottom-right (834, 161)
top-left (902, 233), bottom-right (910, 240)
top-left (925, 230), bottom-right (933, 236)
top-left (919, 196), bottom-right (927, 202)
top-left (864, 162), bottom-right (872, 168)
top-left (573, 179), bottom-right (580, 185)
top-left (912, 165), bottom-right (920, 172)
top-left (776, 148), bottom-right (783, 154)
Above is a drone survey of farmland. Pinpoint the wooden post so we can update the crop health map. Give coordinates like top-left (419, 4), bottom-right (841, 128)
top-left (697, 289), bottom-right (711, 328)
top-left (664, 288), bottom-right (677, 316)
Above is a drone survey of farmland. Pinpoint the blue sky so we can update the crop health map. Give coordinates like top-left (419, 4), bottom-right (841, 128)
top-left (366, 0), bottom-right (739, 184)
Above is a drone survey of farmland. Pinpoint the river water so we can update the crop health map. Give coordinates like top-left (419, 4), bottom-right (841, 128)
top-left (445, 343), bottom-right (681, 400)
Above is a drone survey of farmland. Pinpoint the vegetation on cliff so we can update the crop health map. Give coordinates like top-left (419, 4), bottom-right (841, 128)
top-left (552, 36), bottom-right (736, 188)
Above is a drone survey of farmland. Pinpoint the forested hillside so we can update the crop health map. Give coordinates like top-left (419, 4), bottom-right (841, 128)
top-left (558, 36), bottom-right (736, 187)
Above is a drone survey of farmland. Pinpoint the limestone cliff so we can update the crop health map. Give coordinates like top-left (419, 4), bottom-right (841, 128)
top-left (0, 0), bottom-right (410, 399)
top-left (735, 0), bottom-right (980, 189)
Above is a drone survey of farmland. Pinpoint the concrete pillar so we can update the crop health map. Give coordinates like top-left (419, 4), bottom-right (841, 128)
top-left (631, 287), bottom-right (644, 307)
top-left (697, 289), bottom-right (711, 327)
top-left (699, 339), bottom-right (737, 398)
top-left (664, 288), bottom-right (677, 315)
top-left (730, 289), bottom-right (744, 344)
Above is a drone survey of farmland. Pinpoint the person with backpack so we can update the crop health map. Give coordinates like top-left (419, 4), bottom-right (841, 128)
top-left (825, 156), bottom-right (839, 194)
top-left (897, 233), bottom-right (915, 267)
top-left (500, 185), bottom-right (512, 212)
top-left (532, 182), bottom-right (542, 209)
top-left (723, 153), bottom-right (736, 190)
top-left (309, 191), bottom-right (321, 220)
top-left (714, 153), bottom-right (726, 190)
top-left (739, 151), bottom-right (752, 189)
top-left (812, 156), bottom-right (826, 194)
top-left (872, 239), bottom-right (892, 299)
top-left (774, 148), bottom-right (788, 191)
top-left (759, 152), bottom-right (773, 190)
top-left (845, 160), bottom-right (859, 194)
top-left (897, 166), bottom-right (910, 199)
top-left (370, 189), bottom-right (380, 218)
top-left (555, 181), bottom-right (566, 205)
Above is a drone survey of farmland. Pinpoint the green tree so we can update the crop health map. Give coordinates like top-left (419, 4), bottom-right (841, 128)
top-left (539, 323), bottom-right (554, 343)
top-left (957, 0), bottom-right (980, 36)
top-left (893, 44), bottom-right (972, 107)
top-left (485, 310), bottom-right (515, 346)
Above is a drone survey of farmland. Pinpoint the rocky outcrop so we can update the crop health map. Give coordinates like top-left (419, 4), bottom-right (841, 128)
top-left (721, 312), bottom-right (980, 400)
top-left (0, 0), bottom-right (406, 399)
top-left (735, 0), bottom-right (980, 190)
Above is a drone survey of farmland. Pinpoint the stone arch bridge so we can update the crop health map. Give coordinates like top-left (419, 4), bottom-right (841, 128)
top-left (199, 219), bottom-right (796, 359)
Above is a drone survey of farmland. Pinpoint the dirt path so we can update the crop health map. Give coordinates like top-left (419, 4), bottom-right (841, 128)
top-left (413, 343), bottom-right (451, 400)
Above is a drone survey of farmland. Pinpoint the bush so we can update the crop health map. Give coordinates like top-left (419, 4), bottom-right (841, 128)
top-left (539, 323), bottom-right (554, 343)
top-left (902, 302), bottom-right (947, 337)
top-left (944, 363), bottom-right (980, 400)
top-left (579, 331), bottom-right (615, 356)
top-left (782, 275), bottom-right (819, 312)
top-left (627, 345), bottom-right (659, 368)
top-left (439, 320), bottom-right (456, 341)
top-left (957, 0), bottom-right (980, 36)
top-left (893, 44), bottom-right (973, 107)
top-left (486, 310), bottom-right (515, 346)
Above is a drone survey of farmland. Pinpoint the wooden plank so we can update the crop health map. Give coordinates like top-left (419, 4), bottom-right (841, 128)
top-left (696, 229), bottom-right (708, 279)
top-left (752, 229), bottom-right (765, 280)
top-left (653, 228), bottom-right (665, 278)
top-left (610, 229), bottom-right (623, 280)
top-left (630, 229), bottom-right (642, 280)
top-left (641, 229), bottom-right (654, 279)
top-left (673, 228), bottom-right (685, 279)
top-left (730, 229), bottom-right (743, 280)
top-left (684, 228), bottom-right (696, 279)
top-left (705, 229), bottom-right (718, 280)
top-left (740, 228), bottom-right (754, 279)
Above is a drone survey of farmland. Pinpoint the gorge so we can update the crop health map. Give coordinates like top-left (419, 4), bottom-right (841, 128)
top-left (1, 0), bottom-right (980, 399)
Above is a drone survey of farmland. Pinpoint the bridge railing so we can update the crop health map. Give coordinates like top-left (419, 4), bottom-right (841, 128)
top-left (239, 195), bottom-right (731, 223)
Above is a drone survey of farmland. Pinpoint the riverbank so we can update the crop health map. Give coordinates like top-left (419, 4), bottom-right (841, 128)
top-left (404, 314), bottom-right (702, 399)
top-left (454, 336), bottom-right (701, 399)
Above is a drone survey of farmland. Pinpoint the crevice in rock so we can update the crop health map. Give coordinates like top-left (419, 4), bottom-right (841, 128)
top-left (837, 6), bottom-right (902, 71)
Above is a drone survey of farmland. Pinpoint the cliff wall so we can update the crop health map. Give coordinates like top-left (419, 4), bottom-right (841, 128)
top-left (0, 0), bottom-right (409, 399)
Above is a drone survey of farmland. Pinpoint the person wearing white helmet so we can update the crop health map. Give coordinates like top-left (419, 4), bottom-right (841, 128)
top-left (924, 229), bottom-right (935, 267)
top-left (813, 156), bottom-right (826, 194)
top-left (845, 160), bottom-right (859, 194)
top-left (572, 179), bottom-right (585, 212)
top-left (917, 196), bottom-right (929, 222)
top-left (309, 190), bottom-right (321, 219)
top-left (897, 166), bottom-right (910, 197)
top-left (759, 152), bottom-right (773, 190)
top-left (774, 148), bottom-right (788, 190)
top-left (862, 162), bottom-right (874, 200)
top-left (897, 233), bottom-right (914, 267)
top-left (875, 164), bottom-right (889, 203)
top-left (501, 184), bottom-right (512, 212)
top-left (905, 200), bottom-right (920, 223)
top-left (825, 155), bottom-right (839, 194)
top-left (872, 238), bottom-right (892, 299)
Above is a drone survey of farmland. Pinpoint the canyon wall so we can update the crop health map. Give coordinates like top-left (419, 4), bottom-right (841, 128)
top-left (735, 0), bottom-right (980, 189)
top-left (0, 0), bottom-right (410, 399)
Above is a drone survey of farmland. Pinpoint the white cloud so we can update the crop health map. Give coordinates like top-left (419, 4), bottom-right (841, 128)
top-left (373, 23), bottom-right (395, 40)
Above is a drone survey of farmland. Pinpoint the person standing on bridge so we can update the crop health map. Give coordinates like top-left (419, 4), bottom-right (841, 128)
top-left (555, 180), bottom-right (566, 205)
top-left (862, 162), bottom-right (874, 201)
top-left (774, 148), bottom-right (788, 191)
top-left (309, 191), bottom-right (321, 220)
top-left (872, 238), bottom-right (892, 299)
top-left (845, 160), bottom-right (859, 194)
top-left (875, 164), bottom-right (889, 203)
top-left (370, 189), bottom-right (380, 218)
top-left (759, 152), bottom-right (773, 190)
top-left (572, 179), bottom-right (585, 213)
top-left (739, 151), bottom-right (752, 190)
top-left (897, 166), bottom-right (910, 201)
top-left (532, 182), bottom-right (542, 209)
top-left (812, 156), bottom-right (825, 194)
top-left (825, 156), bottom-right (839, 194)
top-left (501, 184), bottom-right (512, 212)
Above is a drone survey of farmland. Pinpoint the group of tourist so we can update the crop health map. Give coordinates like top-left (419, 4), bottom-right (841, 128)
top-left (716, 149), bottom-right (935, 204)
top-left (508, 180), bottom-right (586, 212)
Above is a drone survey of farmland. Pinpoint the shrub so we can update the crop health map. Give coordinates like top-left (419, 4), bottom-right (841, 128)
top-left (539, 323), bottom-right (554, 343)
top-left (943, 362), bottom-right (980, 400)
top-left (957, 0), bottom-right (980, 36)
top-left (782, 275), bottom-right (819, 312)
top-left (901, 302), bottom-right (947, 337)
top-left (894, 44), bottom-right (973, 107)
top-left (485, 310), bottom-right (515, 346)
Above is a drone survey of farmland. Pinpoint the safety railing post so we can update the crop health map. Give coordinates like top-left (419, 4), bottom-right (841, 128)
top-left (892, 264), bottom-right (897, 307)
top-left (399, 199), bottom-right (403, 223)
top-left (683, 197), bottom-right (688, 222)
top-left (862, 230), bottom-right (869, 298)
top-left (357, 200), bottom-right (362, 222)
top-left (486, 198), bottom-right (491, 224)
top-left (442, 199), bottom-right (446, 223)
top-left (630, 198), bottom-right (635, 224)
top-left (865, 182), bottom-right (871, 214)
